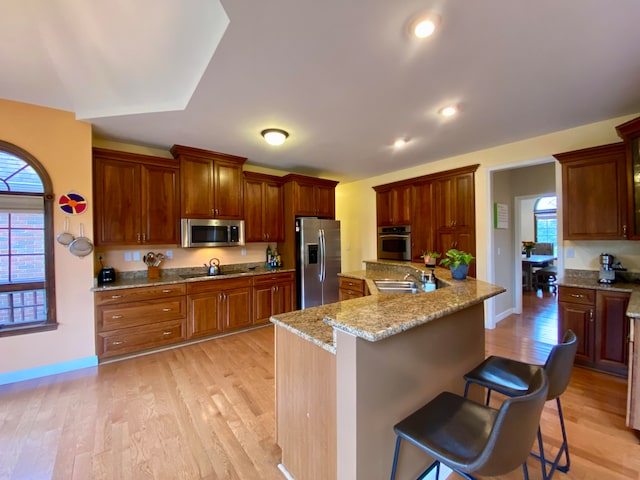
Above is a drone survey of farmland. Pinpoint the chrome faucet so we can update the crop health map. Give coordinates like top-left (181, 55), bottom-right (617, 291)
top-left (403, 270), bottom-right (426, 284)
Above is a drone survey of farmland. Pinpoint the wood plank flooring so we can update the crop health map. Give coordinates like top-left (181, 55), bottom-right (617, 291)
top-left (0, 291), bottom-right (639, 479)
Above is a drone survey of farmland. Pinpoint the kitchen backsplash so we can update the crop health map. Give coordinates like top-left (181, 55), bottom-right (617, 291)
top-left (95, 243), bottom-right (277, 273)
top-left (564, 240), bottom-right (640, 272)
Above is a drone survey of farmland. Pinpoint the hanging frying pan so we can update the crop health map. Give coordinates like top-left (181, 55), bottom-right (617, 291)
top-left (68, 223), bottom-right (94, 258)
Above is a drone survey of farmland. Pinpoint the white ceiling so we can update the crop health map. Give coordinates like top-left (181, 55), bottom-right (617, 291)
top-left (3, 0), bottom-right (640, 182)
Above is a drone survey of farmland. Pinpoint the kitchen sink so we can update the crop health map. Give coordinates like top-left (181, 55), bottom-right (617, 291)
top-left (179, 269), bottom-right (250, 280)
top-left (373, 279), bottom-right (422, 294)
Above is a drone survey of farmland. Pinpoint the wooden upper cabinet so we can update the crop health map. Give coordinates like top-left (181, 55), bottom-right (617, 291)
top-left (171, 145), bottom-right (246, 219)
top-left (433, 171), bottom-right (475, 230)
top-left (243, 172), bottom-right (284, 242)
top-left (93, 148), bottom-right (179, 246)
top-left (554, 143), bottom-right (627, 240)
top-left (374, 184), bottom-right (411, 226)
top-left (411, 182), bottom-right (433, 261)
top-left (283, 174), bottom-right (339, 218)
top-left (617, 116), bottom-right (640, 239)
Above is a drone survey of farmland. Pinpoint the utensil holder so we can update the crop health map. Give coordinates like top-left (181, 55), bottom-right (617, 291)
top-left (147, 266), bottom-right (159, 279)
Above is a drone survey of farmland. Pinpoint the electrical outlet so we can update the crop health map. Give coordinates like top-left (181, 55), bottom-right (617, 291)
top-left (241, 247), bottom-right (247, 256)
top-left (566, 248), bottom-right (575, 259)
top-left (124, 251), bottom-right (132, 262)
top-left (133, 251), bottom-right (141, 261)
top-left (166, 250), bottom-right (173, 259)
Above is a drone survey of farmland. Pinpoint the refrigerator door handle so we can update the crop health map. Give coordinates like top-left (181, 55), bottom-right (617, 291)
top-left (319, 228), bottom-right (326, 282)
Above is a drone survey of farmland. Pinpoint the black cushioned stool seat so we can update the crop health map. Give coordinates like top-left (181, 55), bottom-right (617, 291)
top-left (463, 330), bottom-right (577, 480)
top-left (390, 370), bottom-right (548, 480)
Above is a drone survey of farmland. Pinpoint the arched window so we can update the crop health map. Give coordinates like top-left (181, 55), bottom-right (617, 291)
top-left (0, 141), bottom-right (56, 336)
top-left (534, 195), bottom-right (557, 248)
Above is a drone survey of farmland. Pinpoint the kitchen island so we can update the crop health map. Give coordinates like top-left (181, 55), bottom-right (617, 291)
top-left (271, 261), bottom-right (505, 480)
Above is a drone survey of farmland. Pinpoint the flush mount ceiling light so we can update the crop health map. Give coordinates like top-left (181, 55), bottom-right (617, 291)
top-left (410, 14), bottom-right (440, 39)
top-left (439, 105), bottom-right (459, 117)
top-left (261, 128), bottom-right (289, 146)
top-left (394, 138), bottom-right (409, 148)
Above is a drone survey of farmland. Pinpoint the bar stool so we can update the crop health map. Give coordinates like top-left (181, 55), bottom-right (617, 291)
top-left (390, 369), bottom-right (548, 480)
top-left (463, 330), bottom-right (577, 480)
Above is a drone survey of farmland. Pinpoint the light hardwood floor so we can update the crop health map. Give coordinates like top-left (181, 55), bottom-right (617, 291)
top-left (1, 292), bottom-right (639, 479)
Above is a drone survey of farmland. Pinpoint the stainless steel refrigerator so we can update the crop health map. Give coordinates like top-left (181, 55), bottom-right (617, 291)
top-left (296, 217), bottom-right (341, 309)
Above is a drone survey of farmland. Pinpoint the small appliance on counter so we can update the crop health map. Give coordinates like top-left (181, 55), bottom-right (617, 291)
top-left (97, 256), bottom-right (116, 285)
top-left (599, 252), bottom-right (616, 284)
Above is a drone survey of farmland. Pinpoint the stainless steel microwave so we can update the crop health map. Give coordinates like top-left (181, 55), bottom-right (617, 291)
top-left (181, 219), bottom-right (245, 248)
top-left (377, 225), bottom-right (411, 261)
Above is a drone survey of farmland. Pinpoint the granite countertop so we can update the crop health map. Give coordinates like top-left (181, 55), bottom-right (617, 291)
top-left (91, 265), bottom-right (296, 291)
top-left (271, 260), bottom-right (505, 354)
top-left (559, 270), bottom-right (640, 319)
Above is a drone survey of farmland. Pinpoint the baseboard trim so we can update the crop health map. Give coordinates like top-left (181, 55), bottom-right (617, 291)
top-left (277, 463), bottom-right (295, 480)
top-left (494, 307), bottom-right (515, 325)
top-left (0, 356), bottom-right (99, 386)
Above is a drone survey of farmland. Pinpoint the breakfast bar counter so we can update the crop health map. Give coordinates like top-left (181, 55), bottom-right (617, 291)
top-left (271, 261), bottom-right (505, 480)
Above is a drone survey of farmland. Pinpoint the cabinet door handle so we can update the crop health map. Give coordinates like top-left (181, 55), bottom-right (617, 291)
top-left (142, 233), bottom-right (146, 242)
top-left (623, 224), bottom-right (628, 238)
top-left (136, 233), bottom-right (141, 242)
top-left (162, 308), bottom-right (171, 312)
top-left (110, 294), bottom-right (122, 299)
top-left (111, 340), bottom-right (125, 346)
top-left (590, 309), bottom-right (594, 322)
top-left (162, 331), bottom-right (173, 336)
top-left (111, 314), bottom-right (123, 319)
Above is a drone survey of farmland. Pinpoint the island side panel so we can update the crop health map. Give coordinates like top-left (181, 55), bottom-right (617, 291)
top-left (336, 302), bottom-right (485, 480)
top-left (275, 326), bottom-right (337, 480)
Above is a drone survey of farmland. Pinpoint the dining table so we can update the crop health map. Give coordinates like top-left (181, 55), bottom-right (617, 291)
top-left (522, 254), bottom-right (557, 291)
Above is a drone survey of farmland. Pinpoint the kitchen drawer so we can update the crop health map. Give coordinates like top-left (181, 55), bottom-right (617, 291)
top-left (253, 271), bottom-right (295, 286)
top-left (97, 297), bottom-right (187, 332)
top-left (339, 277), bottom-right (365, 294)
top-left (97, 319), bottom-right (186, 359)
top-left (187, 276), bottom-right (252, 294)
top-left (558, 286), bottom-right (596, 305)
top-left (95, 283), bottom-right (186, 306)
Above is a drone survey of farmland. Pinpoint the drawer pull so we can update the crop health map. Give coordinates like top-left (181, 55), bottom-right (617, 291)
top-left (111, 314), bottom-right (123, 319)
top-left (162, 331), bottom-right (173, 336)
top-left (161, 289), bottom-right (172, 293)
top-left (569, 294), bottom-right (585, 298)
top-left (162, 308), bottom-right (172, 312)
top-left (110, 294), bottom-right (122, 299)
top-left (112, 340), bottom-right (125, 346)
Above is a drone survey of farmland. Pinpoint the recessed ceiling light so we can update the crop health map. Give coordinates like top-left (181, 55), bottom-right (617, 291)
top-left (439, 105), bottom-right (458, 117)
top-left (394, 138), bottom-right (409, 148)
top-left (261, 128), bottom-right (289, 146)
top-left (410, 14), bottom-right (440, 39)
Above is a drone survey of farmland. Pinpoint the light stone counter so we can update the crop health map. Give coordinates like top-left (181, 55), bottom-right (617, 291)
top-left (559, 270), bottom-right (640, 318)
top-left (270, 260), bottom-right (505, 353)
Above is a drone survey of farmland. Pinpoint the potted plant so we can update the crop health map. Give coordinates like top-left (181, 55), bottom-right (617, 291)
top-left (440, 248), bottom-right (475, 280)
top-left (522, 241), bottom-right (535, 258)
top-left (421, 251), bottom-right (440, 267)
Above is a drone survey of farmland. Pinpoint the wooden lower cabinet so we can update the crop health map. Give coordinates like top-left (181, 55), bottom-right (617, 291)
top-left (338, 276), bottom-right (368, 301)
top-left (95, 284), bottom-right (187, 359)
top-left (558, 286), bottom-right (629, 375)
top-left (252, 272), bottom-right (295, 325)
top-left (627, 318), bottom-right (640, 429)
top-left (187, 277), bottom-right (252, 338)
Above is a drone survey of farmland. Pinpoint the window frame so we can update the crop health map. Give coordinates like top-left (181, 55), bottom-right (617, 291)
top-left (533, 196), bottom-right (558, 247)
top-left (0, 140), bottom-right (57, 336)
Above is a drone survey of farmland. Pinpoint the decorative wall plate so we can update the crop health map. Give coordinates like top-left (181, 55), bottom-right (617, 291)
top-left (58, 192), bottom-right (88, 215)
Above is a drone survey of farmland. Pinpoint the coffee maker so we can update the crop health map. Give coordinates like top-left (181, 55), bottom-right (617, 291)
top-left (599, 252), bottom-right (615, 284)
